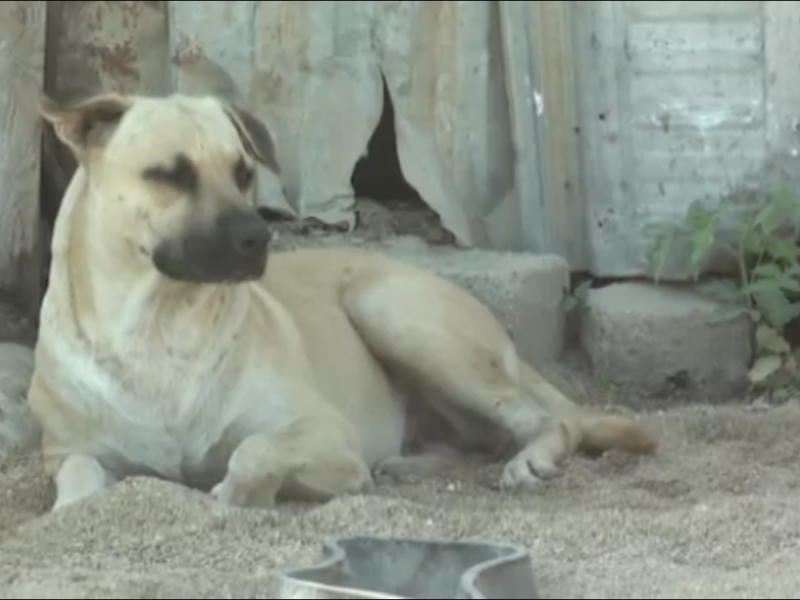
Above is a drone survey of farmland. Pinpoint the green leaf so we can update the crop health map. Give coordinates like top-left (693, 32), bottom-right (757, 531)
top-left (744, 279), bottom-right (782, 296)
top-left (753, 201), bottom-right (781, 236)
top-left (748, 354), bottom-right (784, 385)
top-left (755, 324), bottom-right (792, 355)
top-left (573, 279), bottom-right (592, 300)
top-left (688, 227), bottom-right (717, 279)
top-left (742, 232), bottom-right (766, 255)
top-left (780, 278), bottom-right (800, 293)
top-left (562, 279), bottom-right (594, 313)
top-left (708, 303), bottom-right (756, 324)
top-left (646, 226), bottom-right (679, 282)
top-left (698, 279), bottom-right (742, 303)
top-left (686, 201), bottom-right (717, 227)
top-left (737, 221), bottom-right (763, 255)
top-left (684, 203), bottom-right (720, 278)
top-left (751, 263), bottom-right (784, 280)
top-left (746, 265), bottom-right (800, 294)
top-left (563, 295), bottom-right (578, 312)
top-left (764, 236), bottom-right (799, 265)
top-left (753, 288), bottom-right (800, 330)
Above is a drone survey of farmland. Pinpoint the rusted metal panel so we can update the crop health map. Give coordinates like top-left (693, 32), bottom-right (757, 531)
top-left (44, 0), bottom-right (169, 98)
top-left (0, 1), bottom-right (47, 318)
top-left (34, 0), bottom-right (553, 255)
top-left (250, 0), bottom-right (384, 229)
top-left (39, 1), bottom-right (171, 298)
top-left (35, 0), bottom-right (800, 278)
top-left (373, 0), bottom-right (507, 247)
top-left (528, 1), bottom-right (587, 269)
top-left (499, 0), bottom-right (550, 256)
top-left (166, 1), bottom-right (527, 250)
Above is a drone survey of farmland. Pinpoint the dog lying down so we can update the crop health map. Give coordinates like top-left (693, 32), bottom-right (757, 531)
top-left (28, 91), bottom-right (658, 511)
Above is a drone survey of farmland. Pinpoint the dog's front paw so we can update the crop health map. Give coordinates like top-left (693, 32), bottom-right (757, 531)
top-left (372, 456), bottom-right (417, 483)
top-left (210, 475), bottom-right (277, 509)
top-left (499, 448), bottom-right (563, 492)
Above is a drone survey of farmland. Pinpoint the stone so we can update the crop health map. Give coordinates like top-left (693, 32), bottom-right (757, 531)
top-left (270, 231), bottom-right (571, 366)
top-left (580, 282), bottom-right (753, 399)
top-left (391, 246), bottom-right (570, 366)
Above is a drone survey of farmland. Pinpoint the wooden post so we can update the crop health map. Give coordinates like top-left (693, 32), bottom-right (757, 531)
top-left (0, 1), bottom-right (47, 323)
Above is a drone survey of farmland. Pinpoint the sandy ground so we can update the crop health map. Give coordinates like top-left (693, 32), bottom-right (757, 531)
top-left (3, 219), bottom-right (798, 598)
top-left (2, 397), bottom-right (799, 599)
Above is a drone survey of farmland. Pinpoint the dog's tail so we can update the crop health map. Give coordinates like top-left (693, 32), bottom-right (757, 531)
top-left (578, 413), bottom-right (658, 456)
top-left (516, 360), bottom-right (657, 457)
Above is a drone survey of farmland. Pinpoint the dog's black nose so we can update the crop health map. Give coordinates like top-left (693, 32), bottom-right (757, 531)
top-left (228, 214), bottom-right (272, 255)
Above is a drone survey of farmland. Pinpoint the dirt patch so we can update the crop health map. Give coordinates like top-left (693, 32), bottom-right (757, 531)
top-left (2, 391), bottom-right (799, 598)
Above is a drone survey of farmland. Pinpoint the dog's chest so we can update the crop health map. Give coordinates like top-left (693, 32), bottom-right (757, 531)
top-left (49, 338), bottom-right (287, 488)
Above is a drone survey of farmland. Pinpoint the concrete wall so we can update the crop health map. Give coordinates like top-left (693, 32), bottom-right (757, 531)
top-left (573, 1), bottom-right (800, 277)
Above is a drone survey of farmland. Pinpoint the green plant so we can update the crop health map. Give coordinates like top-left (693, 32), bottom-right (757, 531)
top-left (647, 188), bottom-right (800, 398)
top-left (562, 278), bottom-right (593, 314)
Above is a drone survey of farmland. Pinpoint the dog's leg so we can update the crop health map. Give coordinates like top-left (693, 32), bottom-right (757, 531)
top-left (341, 270), bottom-right (613, 492)
top-left (373, 443), bottom-right (461, 482)
top-left (52, 453), bottom-right (114, 510)
top-left (211, 411), bottom-right (373, 508)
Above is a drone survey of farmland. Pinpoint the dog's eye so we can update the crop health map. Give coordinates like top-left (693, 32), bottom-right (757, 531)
top-left (234, 157), bottom-right (255, 191)
top-left (143, 153), bottom-right (198, 193)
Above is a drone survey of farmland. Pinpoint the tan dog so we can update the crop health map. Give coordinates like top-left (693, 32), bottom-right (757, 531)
top-left (28, 91), bottom-right (657, 511)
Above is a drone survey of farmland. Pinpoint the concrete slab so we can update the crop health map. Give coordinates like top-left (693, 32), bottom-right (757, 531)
top-left (390, 245), bottom-right (570, 366)
top-left (580, 282), bottom-right (753, 399)
top-left (271, 232), bottom-right (571, 366)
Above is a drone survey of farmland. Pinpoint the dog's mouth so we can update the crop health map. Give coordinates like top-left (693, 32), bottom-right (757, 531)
top-left (152, 209), bottom-right (271, 284)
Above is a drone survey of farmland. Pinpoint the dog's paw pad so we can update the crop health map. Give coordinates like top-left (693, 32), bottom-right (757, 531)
top-left (499, 457), bottom-right (543, 492)
top-left (499, 453), bottom-right (562, 492)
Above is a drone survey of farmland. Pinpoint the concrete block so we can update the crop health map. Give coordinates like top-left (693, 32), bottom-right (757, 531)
top-left (271, 232), bottom-right (571, 365)
top-left (387, 245), bottom-right (570, 366)
top-left (580, 282), bottom-right (753, 398)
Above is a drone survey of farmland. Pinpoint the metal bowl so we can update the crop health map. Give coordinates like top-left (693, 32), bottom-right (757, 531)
top-left (269, 535), bottom-right (539, 599)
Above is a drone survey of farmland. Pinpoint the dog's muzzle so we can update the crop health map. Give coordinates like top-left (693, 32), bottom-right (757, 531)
top-left (153, 208), bottom-right (272, 284)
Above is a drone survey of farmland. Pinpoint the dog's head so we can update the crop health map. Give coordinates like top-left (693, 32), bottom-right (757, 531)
top-left (40, 92), bottom-right (280, 284)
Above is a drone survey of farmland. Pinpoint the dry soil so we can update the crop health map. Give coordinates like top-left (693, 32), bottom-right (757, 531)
top-left (2, 395), bottom-right (799, 599)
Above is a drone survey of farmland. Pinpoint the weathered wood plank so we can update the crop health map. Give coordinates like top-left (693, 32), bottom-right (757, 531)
top-left (0, 1), bottom-right (47, 320)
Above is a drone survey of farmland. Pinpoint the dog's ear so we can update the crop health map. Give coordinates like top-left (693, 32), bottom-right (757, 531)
top-left (38, 93), bottom-right (133, 160)
top-left (222, 103), bottom-right (280, 175)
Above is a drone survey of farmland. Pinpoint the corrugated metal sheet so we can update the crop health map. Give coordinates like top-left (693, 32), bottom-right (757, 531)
top-left (0, 1), bottom-right (46, 317)
top-left (41, 0), bottom-right (540, 255)
top-left (573, 0), bottom-right (800, 276)
top-left (4, 0), bottom-right (796, 286)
